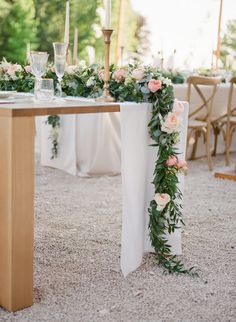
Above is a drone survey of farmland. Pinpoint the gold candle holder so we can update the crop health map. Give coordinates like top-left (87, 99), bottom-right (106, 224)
top-left (96, 29), bottom-right (115, 102)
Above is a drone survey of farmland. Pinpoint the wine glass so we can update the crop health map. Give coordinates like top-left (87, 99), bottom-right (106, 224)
top-left (53, 42), bottom-right (68, 98)
top-left (30, 51), bottom-right (49, 98)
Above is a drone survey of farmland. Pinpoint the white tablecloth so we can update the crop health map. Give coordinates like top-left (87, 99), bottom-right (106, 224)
top-left (36, 112), bottom-right (121, 177)
top-left (36, 100), bottom-right (189, 276)
top-left (174, 83), bottom-right (236, 156)
top-left (174, 83), bottom-right (236, 118)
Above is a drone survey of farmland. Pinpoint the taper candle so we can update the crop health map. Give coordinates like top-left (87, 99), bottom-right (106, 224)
top-left (73, 28), bottom-right (78, 65)
top-left (64, 0), bottom-right (70, 44)
top-left (105, 0), bottom-right (111, 29)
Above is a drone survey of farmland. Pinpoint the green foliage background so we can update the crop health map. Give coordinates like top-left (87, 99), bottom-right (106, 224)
top-left (0, 0), bottom-right (146, 64)
top-left (0, 0), bottom-right (36, 62)
top-left (221, 19), bottom-right (236, 69)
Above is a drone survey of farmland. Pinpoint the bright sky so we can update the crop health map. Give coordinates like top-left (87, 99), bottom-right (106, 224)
top-left (130, 0), bottom-right (236, 68)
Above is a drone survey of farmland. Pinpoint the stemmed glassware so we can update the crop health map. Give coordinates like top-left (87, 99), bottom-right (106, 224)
top-left (53, 42), bottom-right (68, 98)
top-left (29, 51), bottom-right (49, 99)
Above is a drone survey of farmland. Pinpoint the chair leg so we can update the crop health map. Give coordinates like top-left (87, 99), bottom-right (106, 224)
top-left (205, 127), bottom-right (213, 170)
top-left (225, 125), bottom-right (231, 166)
top-left (190, 130), bottom-right (199, 160)
top-left (186, 128), bottom-right (195, 160)
top-left (212, 125), bottom-right (219, 156)
top-left (226, 125), bottom-right (236, 165)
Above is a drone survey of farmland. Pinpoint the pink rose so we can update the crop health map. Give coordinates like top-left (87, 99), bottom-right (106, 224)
top-left (148, 79), bottom-right (162, 92)
top-left (161, 112), bottom-right (180, 134)
top-left (173, 100), bottom-right (184, 116)
top-left (112, 69), bottom-right (126, 82)
top-left (177, 159), bottom-right (188, 171)
top-left (154, 193), bottom-right (171, 211)
top-left (6, 64), bottom-right (22, 79)
top-left (1, 59), bottom-right (11, 71)
top-left (24, 65), bottom-right (32, 73)
top-left (166, 155), bottom-right (178, 167)
top-left (132, 68), bottom-right (145, 81)
top-left (98, 69), bottom-right (105, 81)
top-left (66, 65), bottom-right (78, 75)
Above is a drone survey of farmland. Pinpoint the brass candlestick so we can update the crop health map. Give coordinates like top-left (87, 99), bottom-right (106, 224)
top-left (96, 29), bottom-right (115, 102)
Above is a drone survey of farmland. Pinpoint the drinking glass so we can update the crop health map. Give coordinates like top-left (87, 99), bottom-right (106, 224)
top-left (30, 51), bottom-right (49, 97)
top-left (224, 70), bottom-right (232, 83)
top-left (35, 78), bottom-right (54, 101)
top-left (53, 42), bottom-right (68, 98)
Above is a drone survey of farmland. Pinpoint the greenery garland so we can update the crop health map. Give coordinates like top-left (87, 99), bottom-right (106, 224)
top-left (148, 91), bottom-right (197, 276)
top-left (46, 115), bottom-right (61, 159)
top-left (0, 60), bottom-right (197, 275)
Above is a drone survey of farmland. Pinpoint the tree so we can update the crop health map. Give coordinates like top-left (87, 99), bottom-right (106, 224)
top-left (221, 19), bottom-right (236, 69)
top-left (33, 0), bottom-right (103, 61)
top-left (33, 0), bottom-right (67, 57)
top-left (0, 0), bottom-right (37, 63)
top-left (134, 15), bottom-right (150, 60)
top-left (0, 0), bottom-right (146, 65)
top-left (71, 0), bottom-right (103, 61)
top-left (95, 0), bottom-right (148, 65)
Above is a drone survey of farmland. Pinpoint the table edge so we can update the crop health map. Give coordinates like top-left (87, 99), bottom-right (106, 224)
top-left (0, 104), bottom-right (120, 117)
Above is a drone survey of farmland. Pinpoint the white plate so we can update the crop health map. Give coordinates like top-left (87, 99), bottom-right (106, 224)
top-left (0, 91), bottom-right (17, 99)
top-left (0, 100), bottom-right (16, 104)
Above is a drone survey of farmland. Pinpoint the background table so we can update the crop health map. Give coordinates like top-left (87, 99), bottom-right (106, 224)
top-left (37, 84), bottom-right (236, 171)
top-left (174, 83), bottom-right (236, 157)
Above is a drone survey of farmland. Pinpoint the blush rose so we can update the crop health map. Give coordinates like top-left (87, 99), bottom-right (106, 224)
top-left (112, 69), bottom-right (126, 82)
top-left (154, 193), bottom-right (171, 211)
top-left (161, 112), bottom-right (180, 134)
top-left (166, 155), bottom-right (178, 167)
top-left (148, 79), bottom-right (162, 92)
top-left (177, 159), bottom-right (188, 172)
top-left (132, 68), bottom-right (145, 81)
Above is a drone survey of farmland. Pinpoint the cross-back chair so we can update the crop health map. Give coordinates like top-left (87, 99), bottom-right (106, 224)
top-left (212, 77), bottom-right (236, 165)
top-left (186, 76), bottom-right (221, 170)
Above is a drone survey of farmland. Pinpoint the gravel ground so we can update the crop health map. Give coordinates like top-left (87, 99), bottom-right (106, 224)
top-left (0, 154), bottom-right (236, 322)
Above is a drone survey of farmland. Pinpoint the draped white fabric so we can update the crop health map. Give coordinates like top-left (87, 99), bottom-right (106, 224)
top-left (36, 112), bottom-right (121, 177)
top-left (120, 101), bottom-right (188, 276)
top-left (76, 112), bottom-right (121, 177)
top-left (36, 115), bottom-right (78, 175)
top-left (36, 100), bottom-right (189, 276)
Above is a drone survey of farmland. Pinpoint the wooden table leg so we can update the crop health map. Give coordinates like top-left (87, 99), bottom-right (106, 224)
top-left (0, 115), bottom-right (35, 312)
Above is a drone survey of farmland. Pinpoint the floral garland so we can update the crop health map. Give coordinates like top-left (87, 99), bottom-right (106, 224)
top-left (0, 59), bottom-right (197, 275)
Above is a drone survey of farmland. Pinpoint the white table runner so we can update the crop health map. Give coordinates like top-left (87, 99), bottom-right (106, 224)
top-left (120, 102), bottom-right (188, 276)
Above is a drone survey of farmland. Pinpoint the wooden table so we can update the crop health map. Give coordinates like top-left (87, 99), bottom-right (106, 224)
top-left (0, 100), bottom-right (120, 312)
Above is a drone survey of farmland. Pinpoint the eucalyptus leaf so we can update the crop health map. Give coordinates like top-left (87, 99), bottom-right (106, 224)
top-left (141, 86), bottom-right (150, 94)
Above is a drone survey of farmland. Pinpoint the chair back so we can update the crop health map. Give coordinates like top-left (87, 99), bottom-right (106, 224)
top-left (227, 77), bottom-right (236, 117)
top-left (186, 76), bottom-right (221, 122)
